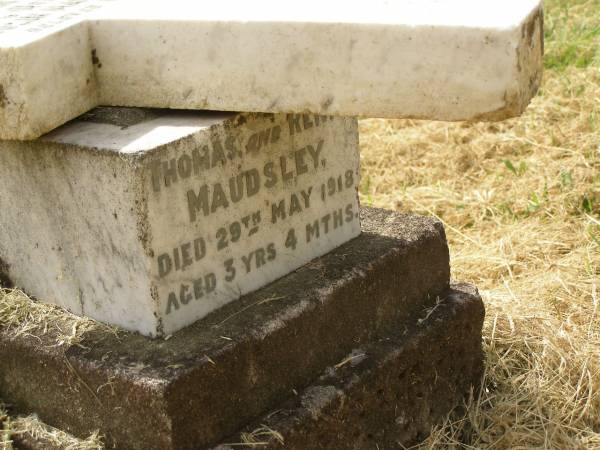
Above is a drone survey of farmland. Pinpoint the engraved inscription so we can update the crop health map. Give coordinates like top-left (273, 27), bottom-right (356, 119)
top-left (147, 114), bottom-right (360, 320)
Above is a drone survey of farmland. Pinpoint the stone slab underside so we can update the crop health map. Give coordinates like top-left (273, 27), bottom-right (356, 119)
top-left (0, 208), bottom-right (458, 450)
top-left (0, 0), bottom-right (544, 139)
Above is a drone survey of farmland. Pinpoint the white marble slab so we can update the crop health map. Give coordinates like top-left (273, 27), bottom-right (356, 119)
top-left (0, 108), bottom-right (361, 336)
top-left (0, 0), bottom-right (543, 140)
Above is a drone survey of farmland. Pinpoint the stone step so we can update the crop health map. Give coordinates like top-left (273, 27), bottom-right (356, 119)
top-left (214, 283), bottom-right (484, 450)
top-left (0, 207), bottom-right (450, 450)
top-left (4, 283), bottom-right (484, 450)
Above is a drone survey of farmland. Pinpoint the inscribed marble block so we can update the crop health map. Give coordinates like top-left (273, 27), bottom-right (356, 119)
top-left (0, 0), bottom-right (544, 139)
top-left (0, 109), bottom-right (361, 336)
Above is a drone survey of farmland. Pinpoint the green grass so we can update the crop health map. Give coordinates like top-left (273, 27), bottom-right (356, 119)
top-left (544, 0), bottom-right (600, 70)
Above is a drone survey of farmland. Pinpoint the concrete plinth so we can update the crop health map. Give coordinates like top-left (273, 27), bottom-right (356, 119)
top-left (214, 283), bottom-right (484, 450)
top-left (6, 283), bottom-right (484, 450)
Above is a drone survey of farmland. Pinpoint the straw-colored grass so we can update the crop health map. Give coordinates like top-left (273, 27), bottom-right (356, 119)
top-left (0, 287), bottom-right (118, 348)
top-left (0, 288), bottom-right (116, 450)
top-left (360, 0), bottom-right (600, 447)
top-left (3, 414), bottom-right (103, 450)
top-left (2, 0), bottom-right (599, 448)
top-left (0, 402), bottom-right (9, 450)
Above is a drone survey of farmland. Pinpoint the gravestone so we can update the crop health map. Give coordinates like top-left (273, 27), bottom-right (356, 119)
top-left (0, 0), bottom-right (544, 139)
top-left (0, 109), bottom-right (360, 336)
top-left (0, 0), bottom-right (544, 448)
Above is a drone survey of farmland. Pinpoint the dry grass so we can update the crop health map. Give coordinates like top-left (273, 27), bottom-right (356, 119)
top-left (239, 426), bottom-right (285, 447)
top-left (0, 287), bottom-right (118, 347)
top-left (0, 402), bottom-right (10, 450)
top-left (0, 289), bottom-right (117, 449)
top-left (360, 0), bottom-right (600, 447)
top-left (4, 415), bottom-right (103, 450)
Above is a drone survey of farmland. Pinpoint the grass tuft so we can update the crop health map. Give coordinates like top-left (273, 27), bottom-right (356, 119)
top-left (1, 401), bottom-right (11, 450)
top-left (0, 289), bottom-right (117, 449)
top-left (0, 288), bottom-right (118, 348)
top-left (544, 0), bottom-right (600, 71)
top-left (239, 426), bottom-right (285, 447)
top-left (9, 416), bottom-right (103, 450)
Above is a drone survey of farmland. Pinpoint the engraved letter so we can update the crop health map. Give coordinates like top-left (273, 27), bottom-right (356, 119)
top-left (211, 139), bottom-right (227, 168)
top-left (287, 114), bottom-right (302, 136)
top-left (306, 220), bottom-right (320, 243)
top-left (181, 243), bottom-right (193, 270)
top-left (194, 238), bottom-right (206, 261)
top-left (166, 292), bottom-right (179, 314)
top-left (242, 253), bottom-right (253, 273)
top-left (263, 162), bottom-right (278, 188)
top-left (229, 174), bottom-right (244, 203)
top-left (300, 187), bottom-right (313, 208)
top-left (302, 115), bottom-right (314, 130)
top-left (246, 133), bottom-right (258, 154)
top-left (280, 156), bottom-right (294, 183)
top-left (211, 183), bottom-right (230, 213)
top-left (266, 243), bottom-right (276, 261)
top-left (321, 214), bottom-right (331, 234)
top-left (180, 283), bottom-right (192, 305)
top-left (192, 146), bottom-right (211, 174)
top-left (177, 154), bottom-right (192, 179)
top-left (289, 194), bottom-right (302, 216)
top-left (205, 273), bottom-right (217, 293)
top-left (345, 203), bottom-right (354, 223)
top-left (271, 125), bottom-right (282, 143)
top-left (333, 208), bottom-right (344, 229)
top-left (193, 278), bottom-right (204, 299)
top-left (271, 200), bottom-right (286, 224)
top-left (187, 185), bottom-right (210, 222)
top-left (258, 128), bottom-right (271, 151)
top-left (307, 140), bottom-right (324, 169)
top-left (162, 158), bottom-right (178, 188)
top-left (150, 160), bottom-right (162, 193)
top-left (245, 168), bottom-right (260, 197)
top-left (157, 253), bottom-right (172, 278)
top-left (294, 148), bottom-right (308, 176)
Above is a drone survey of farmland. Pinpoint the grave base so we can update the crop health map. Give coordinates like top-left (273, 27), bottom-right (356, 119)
top-left (0, 208), bottom-right (485, 449)
top-left (214, 282), bottom-right (483, 449)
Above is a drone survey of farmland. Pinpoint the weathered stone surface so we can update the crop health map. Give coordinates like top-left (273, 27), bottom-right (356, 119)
top-left (0, 108), bottom-right (360, 336)
top-left (0, 0), bottom-right (544, 140)
top-left (214, 283), bottom-right (485, 450)
top-left (0, 208), bottom-right (450, 450)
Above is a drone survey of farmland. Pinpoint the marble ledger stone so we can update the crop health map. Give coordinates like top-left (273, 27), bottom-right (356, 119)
top-left (0, 0), bottom-right (544, 140)
top-left (0, 108), bottom-right (361, 336)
